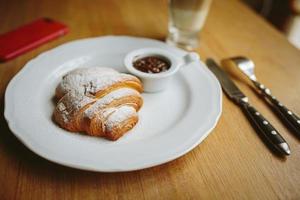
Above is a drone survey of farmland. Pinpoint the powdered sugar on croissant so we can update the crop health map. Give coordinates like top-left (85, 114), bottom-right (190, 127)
top-left (53, 67), bottom-right (143, 141)
top-left (56, 67), bottom-right (143, 99)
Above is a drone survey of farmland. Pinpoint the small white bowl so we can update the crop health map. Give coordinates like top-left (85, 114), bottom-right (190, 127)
top-left (124, 47), bottom-right (200, 92)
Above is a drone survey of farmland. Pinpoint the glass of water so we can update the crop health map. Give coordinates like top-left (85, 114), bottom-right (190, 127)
top-left (166, 0), bottom-right (212, 50)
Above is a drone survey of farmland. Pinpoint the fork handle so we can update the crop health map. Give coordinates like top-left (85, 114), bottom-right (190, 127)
top-left (238, 99), bottom-right (290, 156)
top-left (253, 81), bottom-right (300, 138)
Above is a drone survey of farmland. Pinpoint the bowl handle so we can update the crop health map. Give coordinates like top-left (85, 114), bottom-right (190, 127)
top-left (182, 52), bottom-right (200, 67)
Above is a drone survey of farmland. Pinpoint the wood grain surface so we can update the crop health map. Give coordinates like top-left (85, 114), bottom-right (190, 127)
top-left (1, 0), bottom-right (300, 199)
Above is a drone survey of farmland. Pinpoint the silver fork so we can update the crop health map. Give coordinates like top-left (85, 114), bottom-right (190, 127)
top-left (221, 56), bottom-right (300, 138)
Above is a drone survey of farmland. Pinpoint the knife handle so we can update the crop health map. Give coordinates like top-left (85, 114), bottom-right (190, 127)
top-left (253, 81), bottom-right (300, 138)
top-left (238, 98), bottom-right (291, 156)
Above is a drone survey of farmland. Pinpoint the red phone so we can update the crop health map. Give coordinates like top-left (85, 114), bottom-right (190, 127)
top-left (0, 18), bottom-right (69, 62)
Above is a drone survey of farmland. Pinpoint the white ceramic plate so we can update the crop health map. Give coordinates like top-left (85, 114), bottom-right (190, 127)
top-left (4, 36), bottom-right (222, 172)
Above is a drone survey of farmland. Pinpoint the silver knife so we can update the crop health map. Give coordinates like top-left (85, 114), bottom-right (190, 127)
top-left (206, 58), bottom-right (291, 156)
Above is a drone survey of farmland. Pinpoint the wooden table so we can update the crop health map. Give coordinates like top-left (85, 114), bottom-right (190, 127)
top-left (1, 0), bottom-right (300, 199)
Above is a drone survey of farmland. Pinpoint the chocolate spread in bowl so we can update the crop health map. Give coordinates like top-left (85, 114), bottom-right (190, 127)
top-left (133, 56), bottom-right (171, 74)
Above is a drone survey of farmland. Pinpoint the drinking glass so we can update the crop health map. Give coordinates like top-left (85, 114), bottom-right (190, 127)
top-left (166, 0), bottom-right (212, 50)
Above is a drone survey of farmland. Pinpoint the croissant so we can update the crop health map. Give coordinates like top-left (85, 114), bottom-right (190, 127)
top-left (53, 67), bottom-right (143, 141)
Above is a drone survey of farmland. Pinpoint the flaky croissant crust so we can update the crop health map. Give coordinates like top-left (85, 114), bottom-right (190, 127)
top-left (53, 67), bottom-right (143, 141)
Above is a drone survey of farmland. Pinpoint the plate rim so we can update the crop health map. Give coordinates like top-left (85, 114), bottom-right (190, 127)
top-left (4, 36), bottom-right (222, 172)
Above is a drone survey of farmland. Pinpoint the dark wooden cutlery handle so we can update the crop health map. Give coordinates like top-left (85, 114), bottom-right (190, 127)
top-left (254, 81), bottom-right (300, 138)
top-left (238, 99), bottom-right (290, 156)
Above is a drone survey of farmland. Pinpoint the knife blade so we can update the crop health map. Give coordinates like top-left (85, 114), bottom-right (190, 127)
top-left (206, 58), bottom-right (246, 103)
top-left (206, 58), bottom-right (291, 156)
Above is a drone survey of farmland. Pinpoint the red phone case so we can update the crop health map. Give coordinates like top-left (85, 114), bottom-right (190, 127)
top-left (0, 18), bottom-right (69, 62)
